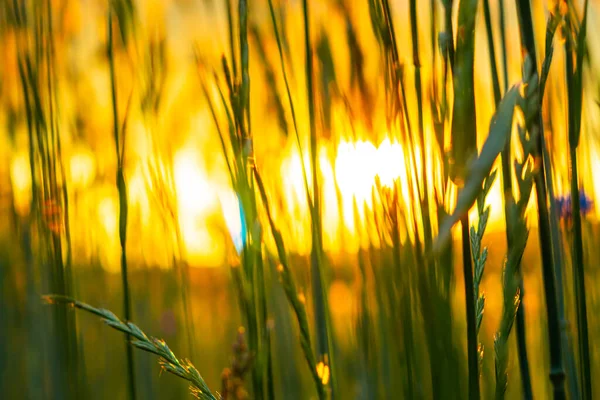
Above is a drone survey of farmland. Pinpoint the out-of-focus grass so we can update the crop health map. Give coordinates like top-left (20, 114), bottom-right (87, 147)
top-left (1, 1), bottom-right (600, 400)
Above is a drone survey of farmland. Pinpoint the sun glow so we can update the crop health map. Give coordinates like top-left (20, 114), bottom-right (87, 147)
top-left (3, 0), bottom-right (595, 272)
top-left (69, 148), bottom-right (96, 189)
top-left (200, 135), bottom-right (514, 258)
top-left (10, 153), bottom-right (32, 215)
top-left (172, 147), bottom-right (244, 266)
top-left (6, 129), bottom-right (559, 268)
top-left (173, 147), bottom-right (223, 266)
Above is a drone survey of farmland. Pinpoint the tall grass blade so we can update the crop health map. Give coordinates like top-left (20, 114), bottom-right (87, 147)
top-left (302, 0), bottom-right (336, 396)
top-left (108, 9), bottom-right (136, 400)
top-left (483, 2), bottom-right (533, 395)
top-left (254, 168), bottom-right (327, 400)
top-left (266, 0), bottom-right (311, 205)
top-left (450, 0), bottom-right (479, 184)
top-left (13, 2), bottom-right (80, 397)
top-left (43, 295), bottom-right (218, 400)
top-left (451, 3), bottom-right (482, 394)
top-left (565, 1), bottom-right (592, 397)
top-left (537, 7), bottom-right (581, 399)
top-left (494, 64), bottom-right (538, 398)
top-left (515, 3), bottom-right (567, 395)
top-left (436, 86), bottom-right (519, 248)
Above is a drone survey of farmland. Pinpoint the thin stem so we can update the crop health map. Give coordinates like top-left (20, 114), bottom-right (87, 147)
top-left (239, 0), bottom-right (250, 146)
top-left (254, 169), bottom-right (327, 400)
top-left (498, 0), bottom-right (509, 92)
top-left (226, 0), bottom-right (237, 79)
top-left (543, 133), bottom-right (580, 400)
top-left (515, 1), bottom-right (566, 398)
top-left (483, 0), bottom-right (501, 105)
top-left (483, 1), bottom-right (532, 396)
top-left (540, 10), bottom-right (579, 400)
top-left (430, 0), bottom-right (437, 96)
top-left (514, 300), bottom-right (533, 398)
top-left (409, 0), bottom-right (433, 250)
top-left (462, 215), bottom-right (480, 400)
top-left (453, 0), bottom-right (480, 396)
top-left (236, 1), bottom-right (270, 397)
top-left (47, 1), bottom-right (80, 395)
top-left (532, 154), bottom-right (566, 400)
top-left (266, 0), bottom-right (311, 210)
top-left (443, 0), bottom-right (455, 71)
top-left (569, 147), bottom-right (591, 399)
top-left (108, 10), bottom-right (136, 400)
top-left (302, 1), bottom-right (336, 397)
top-left (565, 5), bottom-right (592, 395)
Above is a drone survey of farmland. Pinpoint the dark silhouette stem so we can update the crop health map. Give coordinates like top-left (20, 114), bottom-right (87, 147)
top-left (108, 11), bottom-right (136, 400)
top-left (483, 1), bottom-right (533, 397)
top-left (515, 1), bottom-right (566, 398)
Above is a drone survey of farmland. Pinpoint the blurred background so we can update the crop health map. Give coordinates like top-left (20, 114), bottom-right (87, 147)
top-left (1, 0), bottom-right (599, 399)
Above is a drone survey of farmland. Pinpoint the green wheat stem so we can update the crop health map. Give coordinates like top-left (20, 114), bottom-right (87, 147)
top-left (430, 0), bottom-right (437, 96)
top-left (565, 1), bottom-right (592, 397)
top-left (493, 64), bottom-right (539, 399)
top-left (451, 0), bottom-right (479, 183)
top-left (442, 0), bottom-right (455, 71)
top-left (15, 40), bottom-right (48, 396)
top-left (408, 0), bottom-right (434, 257)
top-left (544, 139), bottom-right (581, 400)
top-left (16, 3), bottom-right (78, 396)
top-left (482, 2), bottom-right (532, 396)
top-left (302, 0), bottom-right (336, 397)
top-left (226, 0), bottom-right (237, 79)
top-left (452, 0), bottom-right (480, 397)
top-left (200, 49), bottom-right (261, 400)
top-left (515, 3), bottom-right (566, 396)
top-left (253, 169), bottom-right (327, 400)
top-left (498, 0), bottom-right (509, 92)
top-left (108, 10), bottom-right (136, 400)
top-left (483, 0), bottom-right (501, 105)
top-left (241, 1), bottom-right (273, 397)
top-left (43, 295), bottom-right (218, 400)
top-left (494, 200), bottom-right (525, 399)
top-left (408, 0), bottom-right (424, 167)
top-left (262, 7), bottom-right (329, 394)
top-left (472, 171), bottom-right (495, 341)
top-left (266, 0), bottom-right (312, 208)
top-left (353, 202), bottom-right (380, 397)
top-left (45, 1), bottom-right (80, 395)
top-left (568, 140), bottom-right (591, 400)
top-left (538, 10), bottom-right (580, 400)
top-left (461, 214), bottom-right (480, 400)
top-left (238, 0), bottom-right (250, 145)
top-left (408, 10), bottom-right (438, 385)
top-left (435, 82), bottom-right (520, 398)
top-left (377, 181), bottom-right (418, 398)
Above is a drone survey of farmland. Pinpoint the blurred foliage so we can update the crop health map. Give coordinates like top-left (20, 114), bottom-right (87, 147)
top-left (1, 0), bottom-right (600, 399)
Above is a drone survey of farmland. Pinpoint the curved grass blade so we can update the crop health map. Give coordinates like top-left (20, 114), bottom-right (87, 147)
top-left (43, 295), bottom-right (218, 400)
top-left (435, 85), bottom-right (519, 250)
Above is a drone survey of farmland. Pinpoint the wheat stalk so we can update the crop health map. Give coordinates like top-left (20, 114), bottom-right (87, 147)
top-left (493, 57), bottom-right (537, 400)
top-left (43, 295), bottom-right (218, 400)
top-left (471, 169), bottom-right (497, 371)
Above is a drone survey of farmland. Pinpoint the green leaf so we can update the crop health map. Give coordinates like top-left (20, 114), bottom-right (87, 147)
top-left (571, 0), bottom-right (589, 148)
top-left (111, 0), bottom-right (136, 47)
top-left (434, 85), bottom-right (519, 251)
top-left (449, 0), bottom-right (480, 183)
top-left (317, 33), bottom-right (338, 138)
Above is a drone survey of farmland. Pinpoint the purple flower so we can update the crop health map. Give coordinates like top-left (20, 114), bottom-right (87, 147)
top-left (555, 190), bottom-right (593, 220)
